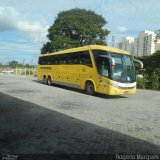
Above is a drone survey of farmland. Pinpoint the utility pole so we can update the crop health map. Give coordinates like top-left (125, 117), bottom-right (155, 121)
top-left (111, 36), bottom-right (115, 47)
top-left (106, 36), bottom-right (108, 46)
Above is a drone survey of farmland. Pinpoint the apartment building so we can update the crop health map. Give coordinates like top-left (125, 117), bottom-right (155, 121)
top-left (135, 30), bottom-right (156, 56)
top-left (117, 36), bottom-right (134, 55)
top-left (118, 30), bottom-right (159, 57)
top-left (155, 39), bottom-right (160, 51)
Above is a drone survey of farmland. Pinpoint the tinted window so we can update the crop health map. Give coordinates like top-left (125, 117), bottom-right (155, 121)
top-left (38, 57), bottom-right (42, 64)
top-left (47, 56), bottom-right (53, 64)
top-left (69, 52), bottom-right (80, 64)
top-left (92, 50), bottom-right (108, 66)
top-left (79, 51), bottom-right (92, 67)
top-left (61, 55), bottom-right (68, 64)
top-left (38, 50), bottom-right (92, 67)
top-left (38, 56), bottom-right (47, 65)
top-left (53, 55), bottom-right (60, 64)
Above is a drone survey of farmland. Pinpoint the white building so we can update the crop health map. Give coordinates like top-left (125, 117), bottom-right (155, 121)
top-left (118, 36), bottom-right (134, 55)
top-left (134, 30), bottom-right (156, 57)
top-left (155, 39), bottom-right (160, 52)
top-left (118, 30), bottom-right (159, 57)
top-left (133, 37), bottom-right (139, 57)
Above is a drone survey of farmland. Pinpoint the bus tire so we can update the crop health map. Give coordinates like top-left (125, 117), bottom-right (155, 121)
top-left (85, 81), bottom-right (95, 96)
top-left (43, 76), bottom-right (48, 85)
top-left (47, 76), bottom-right (52, 86)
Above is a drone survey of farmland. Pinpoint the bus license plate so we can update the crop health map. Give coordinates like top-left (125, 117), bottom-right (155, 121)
top-left (124, 91), bottom-right (129, 94)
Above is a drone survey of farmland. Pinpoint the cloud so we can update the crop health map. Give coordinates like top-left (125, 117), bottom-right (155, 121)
top-left (17, 21), bottom-right (49, 43)
top-left (17, 21), bottom-right (47, 33)
top-left (118, 26), bottom-right (127, 33)
top-left (0, 7), bottom-right (48, 43)
top-left (0, 41), bottom-right (40, 54)
top-left (0, 7), bottom-right (18, 31)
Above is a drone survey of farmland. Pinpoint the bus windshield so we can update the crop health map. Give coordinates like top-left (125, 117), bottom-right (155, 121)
top-left (110, 53), bottom-right (136, 83)
top-left (92, 50), bottom-right (136, 83)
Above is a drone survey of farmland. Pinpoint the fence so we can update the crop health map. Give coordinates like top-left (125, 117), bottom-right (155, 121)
top-left (0, 67), bottom-right (37, 77)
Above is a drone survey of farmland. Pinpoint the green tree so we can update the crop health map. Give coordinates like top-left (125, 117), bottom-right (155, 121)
top-left (155, 29), bottom-right (160, 39)
top-left (155, 68), bottom-right (160, 76)
top-left (151, 75), bottom-right (160, 90)
top-left (41, 8), bottom-right (109, 54)
top-left (8, 60), bottom-right (19, 68)
top-left (138, 51), bottom-right (160, 77)
top-left (136, 51), bottom-right (160, 90)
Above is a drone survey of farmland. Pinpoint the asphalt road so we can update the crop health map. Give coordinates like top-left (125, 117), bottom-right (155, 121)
top-left (0, 75), bottom-right (160, 157)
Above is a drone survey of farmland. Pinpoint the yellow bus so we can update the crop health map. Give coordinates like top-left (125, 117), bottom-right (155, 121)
top-left (38, 45), bottom-right (143, 95)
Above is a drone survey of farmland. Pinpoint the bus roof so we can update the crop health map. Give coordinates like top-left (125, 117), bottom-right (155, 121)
top-left (40, 45), bottom-right (129, 57)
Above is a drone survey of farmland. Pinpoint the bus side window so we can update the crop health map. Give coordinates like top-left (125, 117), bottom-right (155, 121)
top-left (80, 51), bottom-right (92, 67)
top-left (70, 52), bottom-right (80, 64)
top-left (54, 55), bottom-right (60, 64)
top-left (38, 57), bottom-right (42, 65)
top-left (68, 55), bottom-right (72, 64)
top-left (51, 55), bottom-right (54, 64)
top-left (64, 54), bottom-right (70, 64)
top-left (41, 57), bottom-right (46, 65)
top-left (53, 56), bottom-right (56, 64)
top-left (47, 56), bottom-right (52, 64)
top-left (66, 55), bottom-right (70, 64)
top-left (61, 55), bottom-right (65, 64)
top-left (69, 54), bottom-right (74, 64)
top-left (75, 52), bottom-right (80, 64)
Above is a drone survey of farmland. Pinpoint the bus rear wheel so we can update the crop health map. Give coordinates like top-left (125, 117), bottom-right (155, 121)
top-left (43, 76), bottom-right (48, 85)
top-left (85, 81), bottom-right (95, 96)
top-left (47, 77), bottom-right (52, 86)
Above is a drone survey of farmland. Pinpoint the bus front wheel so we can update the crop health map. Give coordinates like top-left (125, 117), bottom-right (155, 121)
top-left (85, 81), bottom-right (95, 96)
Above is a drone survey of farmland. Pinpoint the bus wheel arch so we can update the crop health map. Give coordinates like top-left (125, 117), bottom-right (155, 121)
top-left (85, 80), bottom-right (95, 96)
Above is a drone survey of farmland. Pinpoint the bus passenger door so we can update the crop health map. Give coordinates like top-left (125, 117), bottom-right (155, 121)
top-left (96, 57), bottom-right (110, 94)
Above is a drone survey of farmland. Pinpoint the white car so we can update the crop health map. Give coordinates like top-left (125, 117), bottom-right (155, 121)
top-left (2, 70), bottom-right (14, 74)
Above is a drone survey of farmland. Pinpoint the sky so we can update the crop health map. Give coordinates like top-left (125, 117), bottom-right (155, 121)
top-left (0, 0), bottom-right (160, 64)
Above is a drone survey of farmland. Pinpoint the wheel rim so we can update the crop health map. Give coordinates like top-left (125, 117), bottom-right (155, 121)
top-left (88, 84), bottom-right (93, 93)
top-left (86, 82), bottom-right (94, 95)
top-left (48, 77), bottom-right (51, 85)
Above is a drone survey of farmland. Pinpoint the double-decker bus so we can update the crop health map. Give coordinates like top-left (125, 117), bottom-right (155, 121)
top-left (38, 45), bottom-right (143, 95)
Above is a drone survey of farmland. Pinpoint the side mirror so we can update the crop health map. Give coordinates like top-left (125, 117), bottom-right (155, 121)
top-left (99, 55), bottom-right (115, 66)
top-left (133, 58), bottom-right (144, 74)
top-left (133, 58), bottom-right (143, 69)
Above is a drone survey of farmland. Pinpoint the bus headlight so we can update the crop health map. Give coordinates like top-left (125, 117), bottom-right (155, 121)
top-left (109, 81), bottom-right (136, 89)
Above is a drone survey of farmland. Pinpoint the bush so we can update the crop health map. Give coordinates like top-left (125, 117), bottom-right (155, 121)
top-left (136, 76), bottom-right (160, 90)
top-left (151, 75), bottom-right (160, 90)
top-left (144, 79), bottom-right (152, 89)
top-left (137, 77), bottom-right (146, 89)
